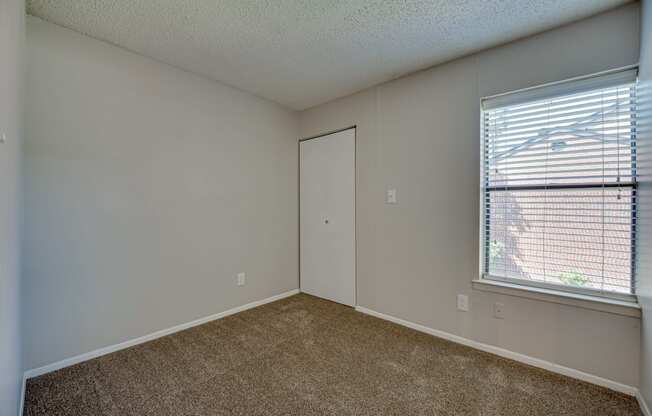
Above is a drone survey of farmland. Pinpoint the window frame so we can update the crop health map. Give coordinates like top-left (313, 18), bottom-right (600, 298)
top-left (479, 67), bottom-right (639, 303)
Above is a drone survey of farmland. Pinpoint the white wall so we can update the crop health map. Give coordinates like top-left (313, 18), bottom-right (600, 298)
top-left (23, 16), bottom-right (299, 370)
top-left (638, 0), bottom-right (652, 409)
top-left (300, 3), bottom-right (642, 387)
top-left (0, 0), bottom-right (23, 414)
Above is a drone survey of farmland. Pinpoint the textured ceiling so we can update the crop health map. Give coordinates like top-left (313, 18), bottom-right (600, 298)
top-left (27, 0), bottom-right (631, 110)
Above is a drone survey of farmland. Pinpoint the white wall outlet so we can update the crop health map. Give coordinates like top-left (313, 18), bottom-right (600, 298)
top-left (237, 272), bottom-right (246, 286)
top-left (493, 302), bottom-right (505, 319)
top-left (386, 188), bottom-right (397, 204)
top-left (456, 294), bottom-right (469, 312)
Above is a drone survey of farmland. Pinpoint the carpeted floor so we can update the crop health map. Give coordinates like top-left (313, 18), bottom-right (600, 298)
top-left (24, 293), bottom-right (641, 415)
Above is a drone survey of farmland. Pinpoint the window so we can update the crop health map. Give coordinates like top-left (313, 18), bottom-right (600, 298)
top-left (481, 69), bottom-right (638, 300)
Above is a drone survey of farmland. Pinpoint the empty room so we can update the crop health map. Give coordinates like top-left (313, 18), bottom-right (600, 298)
top-left (2, 0), bottom-right (652, 414)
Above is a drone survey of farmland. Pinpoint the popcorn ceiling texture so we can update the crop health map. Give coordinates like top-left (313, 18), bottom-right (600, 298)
top-left (27, 0), bottom-right (631, 110)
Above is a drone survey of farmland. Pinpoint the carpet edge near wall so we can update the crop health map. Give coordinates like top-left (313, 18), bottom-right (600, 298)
top-left (19, 291), bottom-right (643, 416)
top-left (22, 289), bottom-right (300, 382)
top-left (355, 305), bottom-right (638, 397)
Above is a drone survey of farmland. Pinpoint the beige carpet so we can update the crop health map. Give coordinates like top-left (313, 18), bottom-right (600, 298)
top-left (24, 293), bottom-right (641, 415)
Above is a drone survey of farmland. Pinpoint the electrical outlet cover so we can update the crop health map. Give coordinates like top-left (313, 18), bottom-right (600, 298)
top-left (386, 188), bottom-right (397, 204)
top-left (457, 294), bottom-right (469, 312)
top-left (493, 302), bottom-right (505, 319)
top-left (237, 272), bottom-right (246, 286)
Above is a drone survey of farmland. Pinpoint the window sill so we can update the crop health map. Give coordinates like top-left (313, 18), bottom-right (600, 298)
top-left (471, 279), bottom-right (641, 318)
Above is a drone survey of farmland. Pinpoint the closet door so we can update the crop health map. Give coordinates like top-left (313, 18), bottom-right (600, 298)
top-left (300, 128), bottom-right (355, 306)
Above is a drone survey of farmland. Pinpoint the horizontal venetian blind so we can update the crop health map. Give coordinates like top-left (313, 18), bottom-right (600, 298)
top-left (481, 69), bottom-right (638, 298)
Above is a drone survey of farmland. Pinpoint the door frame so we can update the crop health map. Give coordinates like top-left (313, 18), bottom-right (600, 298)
top-left (298, 126), bottom-right (357, 307)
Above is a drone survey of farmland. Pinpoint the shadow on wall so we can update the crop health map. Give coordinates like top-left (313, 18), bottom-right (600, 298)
top-left (638, 77), bottom-right (652, 289)
top-left (637, 58), bottom-right (652, 409)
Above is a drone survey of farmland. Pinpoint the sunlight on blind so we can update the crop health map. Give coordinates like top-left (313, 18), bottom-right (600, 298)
top-left (482, 75), bottom-right (637, 296)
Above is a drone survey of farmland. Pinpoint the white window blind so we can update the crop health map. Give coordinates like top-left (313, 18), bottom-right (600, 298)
top-left (481, 69), bottom-right (638, 299)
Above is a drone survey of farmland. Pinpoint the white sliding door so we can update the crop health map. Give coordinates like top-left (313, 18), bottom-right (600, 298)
top-left (300, 128), bottom-right (355, 306)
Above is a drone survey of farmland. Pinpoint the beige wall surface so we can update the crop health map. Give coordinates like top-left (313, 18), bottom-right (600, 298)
top-left (638, 0), bottom-right (652, 408)
top-left (0, 0), bottom-right (24, 414)
top-left (23, 16), bottom-right (299, 370)
top-left (300, 4), bottom-right (642, 387)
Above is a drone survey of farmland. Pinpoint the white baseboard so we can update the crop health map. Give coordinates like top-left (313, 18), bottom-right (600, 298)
top-left (18, 291), bottom-right (644, 415)
top-left (23, 289), bottom-right (299, 380)
top-left (18, 375), bottom-right (26, 416)
top-left (638, 390), bottom-right (652, 416)
top-left (355, 305), bottom-right (637, 397)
